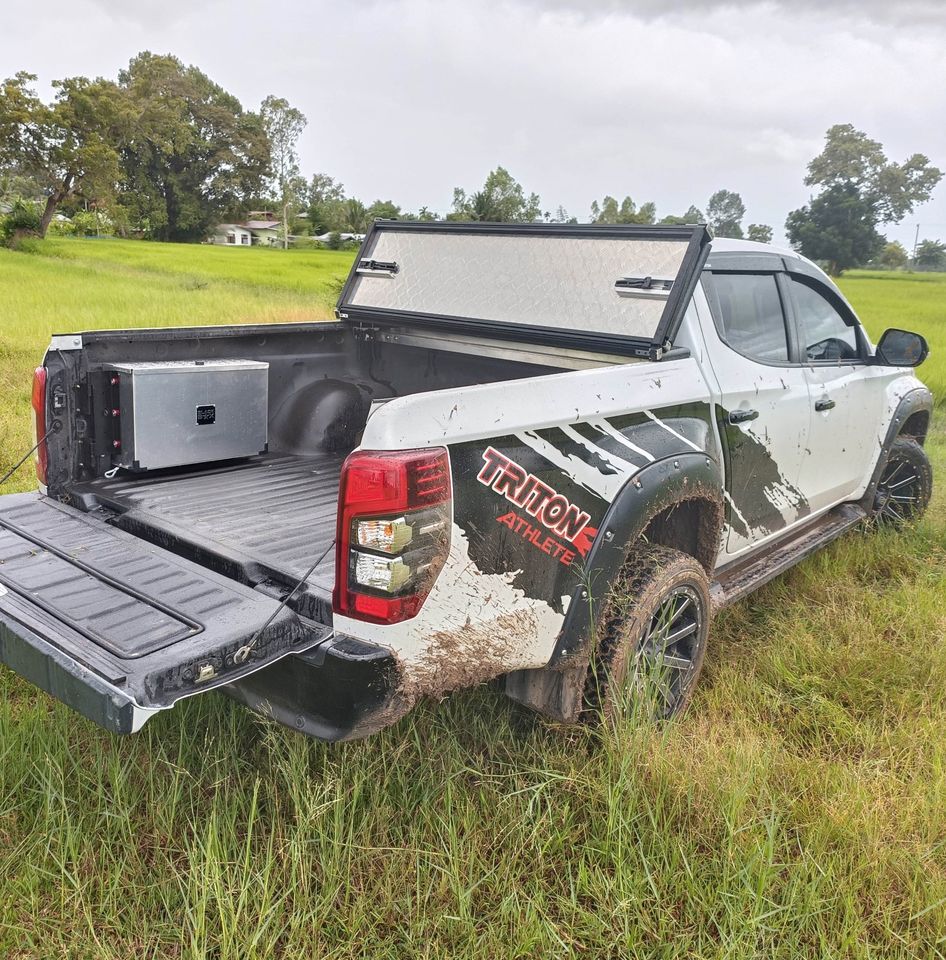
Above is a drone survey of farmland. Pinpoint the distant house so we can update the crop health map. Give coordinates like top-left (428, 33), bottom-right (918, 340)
top-left (314, 232), bottom-right (366, 245)
top-left (243, 219), bottom-right (283, 245)
top-left (211, 223), bottom-right (254, 247)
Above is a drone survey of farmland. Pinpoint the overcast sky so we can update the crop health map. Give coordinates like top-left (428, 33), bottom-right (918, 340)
top-left (3, 0), bottom-right (945, 247)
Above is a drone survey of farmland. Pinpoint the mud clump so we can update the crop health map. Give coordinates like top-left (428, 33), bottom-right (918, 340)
top-left (399, 609), bottom-right (540, 703)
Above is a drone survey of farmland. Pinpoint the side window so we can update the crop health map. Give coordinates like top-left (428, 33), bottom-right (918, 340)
top-left (711, 273), bottom-right (789, 363)
top-left (790, 278), bottom-right (862, 362)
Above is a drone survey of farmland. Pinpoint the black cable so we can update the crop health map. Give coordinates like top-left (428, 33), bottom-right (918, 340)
top-left (2, 350), bottom-right (70, 489)
top-left (0, 429), bottom-right (52, 488)
top-left (232, 537), bottom-right (337, 664)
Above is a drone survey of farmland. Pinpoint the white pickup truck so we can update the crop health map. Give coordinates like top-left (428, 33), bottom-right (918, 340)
top-left (0, 222), bottom-right (933, 739)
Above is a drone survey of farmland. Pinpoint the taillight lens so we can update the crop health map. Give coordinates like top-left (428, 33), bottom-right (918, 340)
top-left (31, 366), bottom-right (48, 485)
top-left (334, 448), bottom-right (451, 624)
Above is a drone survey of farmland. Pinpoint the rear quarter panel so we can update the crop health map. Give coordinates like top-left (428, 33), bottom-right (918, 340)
top-left (332, 358), bottom-right (719, 695)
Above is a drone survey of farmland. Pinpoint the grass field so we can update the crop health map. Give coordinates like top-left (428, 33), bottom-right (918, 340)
top-left (0, 239), bottom-right (945, 958)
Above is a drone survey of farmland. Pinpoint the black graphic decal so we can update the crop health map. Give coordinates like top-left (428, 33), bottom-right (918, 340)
top-left (533, 427), bottom-right (621, 476)
top-left (721, 408), bottom-right (810, 538)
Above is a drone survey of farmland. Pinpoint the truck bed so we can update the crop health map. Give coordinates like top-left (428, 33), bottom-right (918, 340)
top-left (72, 452), bottom-right (342, 621)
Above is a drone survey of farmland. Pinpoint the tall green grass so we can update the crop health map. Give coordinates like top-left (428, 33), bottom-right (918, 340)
top-left (0, 239), bottom-right (345, 496)
top-left (0, 244), bottom-right (944, 957)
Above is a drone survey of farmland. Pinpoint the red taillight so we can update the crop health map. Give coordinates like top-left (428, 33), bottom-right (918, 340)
top-left (334, 448), bottom-right (451, 625)
top-left (31, 366), bottom-right (48, 485)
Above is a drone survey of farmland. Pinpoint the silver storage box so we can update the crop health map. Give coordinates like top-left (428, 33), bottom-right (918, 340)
top-left (108, 360), bottom-right (269, 471)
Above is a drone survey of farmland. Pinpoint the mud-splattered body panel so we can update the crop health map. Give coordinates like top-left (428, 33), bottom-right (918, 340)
top-left (336, 392), bottom-right (718, 693)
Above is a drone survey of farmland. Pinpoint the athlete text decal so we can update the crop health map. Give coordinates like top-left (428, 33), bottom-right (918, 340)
top-left (477, 447), bottom-right (598, 563)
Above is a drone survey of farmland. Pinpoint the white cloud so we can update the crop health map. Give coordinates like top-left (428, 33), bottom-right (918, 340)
top-left (2, 0), bottom-right (944, 246)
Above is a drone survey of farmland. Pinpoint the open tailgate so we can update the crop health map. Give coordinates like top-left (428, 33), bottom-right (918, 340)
top-left (337, 221), bottom-right (711, 359)
top-left (0, 493), bottom-right (330, 734)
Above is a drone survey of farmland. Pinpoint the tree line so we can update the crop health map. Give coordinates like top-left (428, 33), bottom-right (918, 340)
top-left (0, 52), bottom-right (772, 245)
top-left (0, 53), bottom-right (942, 272)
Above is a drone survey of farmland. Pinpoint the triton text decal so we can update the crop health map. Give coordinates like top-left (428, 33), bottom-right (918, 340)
top-left (477, 446), bottom-right (595, 547)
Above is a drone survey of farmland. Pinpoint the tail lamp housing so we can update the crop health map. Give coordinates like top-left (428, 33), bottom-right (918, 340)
top-left (334, 448), bottom-right (451, 625)
top-left (31, 366), bottom-right (48, 485)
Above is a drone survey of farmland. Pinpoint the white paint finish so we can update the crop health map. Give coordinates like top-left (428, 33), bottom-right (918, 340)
top-left (359, 356), bottom-right (712, 450)
top-left (800, 362), bottom-right (889, 512)
top-left (130, 703), bottom-right (165, 733)
top-left (343, 360), bottom-right (712, 675)
top-left (860, 370), bottom-right (930, 493)
top-left (333, 521), bottom-right (568, 674)
top-left (696, 286), bottom-right (813, 555)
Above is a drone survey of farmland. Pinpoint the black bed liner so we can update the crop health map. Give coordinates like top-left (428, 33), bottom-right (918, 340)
top-left (70, 452), bottom-right (341, 622)
top-left (0, 493), bottom-right (330, 733)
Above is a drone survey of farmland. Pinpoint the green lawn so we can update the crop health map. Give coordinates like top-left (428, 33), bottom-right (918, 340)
top-left (0, 241), bottom-right (944, 958)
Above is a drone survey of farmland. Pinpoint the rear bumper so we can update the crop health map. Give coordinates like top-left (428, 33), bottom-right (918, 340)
top-left (223, 635), bottom-right (405, 742)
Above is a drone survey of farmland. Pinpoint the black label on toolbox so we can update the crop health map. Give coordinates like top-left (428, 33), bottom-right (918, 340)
top-left (196, 404), bottom-right (216, 425)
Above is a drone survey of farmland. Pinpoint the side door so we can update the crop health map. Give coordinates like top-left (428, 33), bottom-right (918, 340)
top-left (786, 271), bottom-right (888, 513)
top-left (700, 268), bottom-right (812, 556)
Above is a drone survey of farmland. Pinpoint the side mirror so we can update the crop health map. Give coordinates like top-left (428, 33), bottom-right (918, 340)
top-left (875, 328), bottom-right (929, 367)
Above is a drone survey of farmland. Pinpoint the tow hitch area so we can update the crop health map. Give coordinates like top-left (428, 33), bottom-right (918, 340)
top-left (0, 493), bottom-right (330, 734)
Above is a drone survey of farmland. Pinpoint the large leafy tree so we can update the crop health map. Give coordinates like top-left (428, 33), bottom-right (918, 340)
top-left (804, 124), bottom-right (942, 224)
top-left (367, 199), bottom-right (401, 220)
top-left (449, 166), bottom-right (541, 222)
top-left (116, 53), bottom-right (270, 241)
top-left (915, 239), bottom-right (946, 271)
top-left (260, 95), bottom-right (306, 248)
top-left (706, 189), bottom-right (745, 239)
top-left (877, 241), bottom-right (909, 270)
top-left (589, 195), bottom-right (656, 225)
top-left (785, 183), bottom-right (883, 275)
top-left (307, 173), bottom-right (347, 234)
top-left (0, 71), bottom-right (130, 236)
top-left (787, 124), bottom-right (942, 272)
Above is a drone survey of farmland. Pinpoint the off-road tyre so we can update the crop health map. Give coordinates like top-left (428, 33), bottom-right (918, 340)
top-left (583, 544), bottom-right (711, 725)
top-left (871, 437), bottom-right (932, 526)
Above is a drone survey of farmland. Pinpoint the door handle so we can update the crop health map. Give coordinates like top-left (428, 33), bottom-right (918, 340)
top-left (815, 397), bottom-right (836, 412)
top-left (728, 408), bottom-right (759, 424)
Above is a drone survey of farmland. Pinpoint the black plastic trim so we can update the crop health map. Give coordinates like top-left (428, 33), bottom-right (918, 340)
top-left (548, 452), bottom-right (724, 667)
top-left (873, 328), bottom-right (930, 368)
top-left (860, 386), bottom-right (934, 510)
top-left (223, 634), bottom-right (403, 742)
top-left (781, 271), bottom-right (869, 363)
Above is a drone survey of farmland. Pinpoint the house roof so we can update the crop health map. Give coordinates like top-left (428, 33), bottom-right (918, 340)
top-left (243, 220), bottom-right (281, 230)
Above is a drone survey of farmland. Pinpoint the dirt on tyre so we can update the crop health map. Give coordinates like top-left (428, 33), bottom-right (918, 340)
top-left (872, 437), bottom-right (932, 526)
top-left (583, 544), bottom-right (711, 725)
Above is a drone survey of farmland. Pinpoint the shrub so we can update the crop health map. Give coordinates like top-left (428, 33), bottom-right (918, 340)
top-left (0, 199), bottom-right (43, 247)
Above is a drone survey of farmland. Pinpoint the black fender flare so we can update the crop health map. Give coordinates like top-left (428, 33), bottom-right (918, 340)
top-left (860, 386), bottom-right (934, 511)
top-left (549, 451), bottom-right (724, 668)
top-left (503, 452), bottom-right (724, 723)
